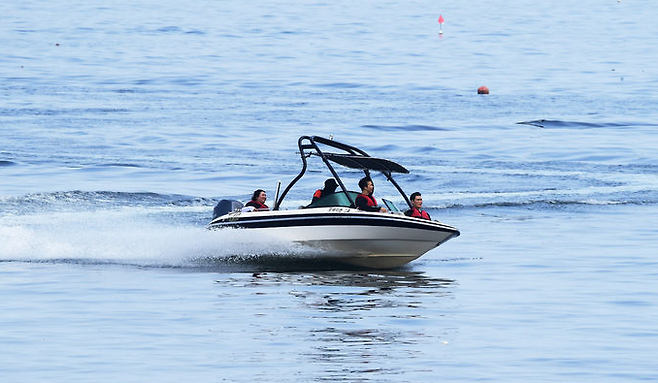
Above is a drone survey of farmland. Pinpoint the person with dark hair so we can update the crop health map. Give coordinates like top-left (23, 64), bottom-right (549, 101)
top-left (245, 189), bottom-right (269, 210)
top-left (405, 192), bottom-right (430, 220)
top-left (312, 178), bottom-right (338, 203)
top-left (355, 177), bottom-right (387, 212)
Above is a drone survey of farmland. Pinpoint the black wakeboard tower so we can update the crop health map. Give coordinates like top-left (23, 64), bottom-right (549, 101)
top-left (274, 135), bottom-right (413, 210)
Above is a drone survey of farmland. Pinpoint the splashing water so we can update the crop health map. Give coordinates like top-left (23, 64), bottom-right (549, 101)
top-left (0, 207), bottom-right (321, 268)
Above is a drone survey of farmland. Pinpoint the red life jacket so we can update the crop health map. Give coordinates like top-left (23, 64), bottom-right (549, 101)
top-left (409, 208), bottom-right (430, 220)
top-left (357, 193), bottom-right (377, 207)
top-left (313, 189), bottom-right (322, 199)
top-left (247, 200), bottom-right (269, 210)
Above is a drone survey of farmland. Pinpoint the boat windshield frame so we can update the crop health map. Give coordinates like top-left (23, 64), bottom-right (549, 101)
top-left (274, 135), bottom-right (413, 210)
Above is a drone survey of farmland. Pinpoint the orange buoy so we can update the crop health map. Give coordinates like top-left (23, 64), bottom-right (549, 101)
top-left (477, 86), bottom-right (489, 94)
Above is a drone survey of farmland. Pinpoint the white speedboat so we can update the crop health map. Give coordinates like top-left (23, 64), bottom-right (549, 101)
top-left (208, 135), bottom-right (460, 268)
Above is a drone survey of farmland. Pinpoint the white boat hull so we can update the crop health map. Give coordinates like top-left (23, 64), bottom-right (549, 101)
top-left (208, 207), bottom-right (459, 268)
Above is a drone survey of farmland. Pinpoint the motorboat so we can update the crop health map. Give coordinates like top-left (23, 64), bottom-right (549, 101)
top-left (208, 135), bottom-right (460, 268)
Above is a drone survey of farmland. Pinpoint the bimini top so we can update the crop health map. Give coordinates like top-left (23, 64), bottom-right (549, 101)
top-left (324, 153), bottom-right (409, 174)
top-left (274, 135), bottom-right (412, 210)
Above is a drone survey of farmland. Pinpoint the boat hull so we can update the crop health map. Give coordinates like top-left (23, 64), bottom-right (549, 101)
top-left (208, 208), bottom-right (460, 268)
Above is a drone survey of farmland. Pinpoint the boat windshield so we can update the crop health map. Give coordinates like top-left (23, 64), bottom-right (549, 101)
top-left (381, 198), bottom-right (401, 213)
top-left (306, 192), bottom-right (401, 212)
top-left (306, 191), bottom-right (359, 208)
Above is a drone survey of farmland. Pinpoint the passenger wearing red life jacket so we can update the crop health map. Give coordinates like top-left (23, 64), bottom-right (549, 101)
top-left (355, 177), bottom-right (387, 213)
top-left (311, 179), bottom-right (338, 203)
top-left (245, 189), bottom-right (270, 211)
top-left (404, 192), bottom-right (431, 220)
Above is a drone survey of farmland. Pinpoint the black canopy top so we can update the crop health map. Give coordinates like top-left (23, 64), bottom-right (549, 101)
top-left (274, 135), bottom-right (413, 210)
top-left (324, 153), bottom-right (409, 174)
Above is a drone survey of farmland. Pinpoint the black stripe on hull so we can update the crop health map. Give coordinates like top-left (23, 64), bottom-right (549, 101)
top-left (208, 213), bottom-right (460, 235)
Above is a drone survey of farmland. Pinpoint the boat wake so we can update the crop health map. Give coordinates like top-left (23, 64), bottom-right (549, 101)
top-left (0, 208), bottom-right (328, 270)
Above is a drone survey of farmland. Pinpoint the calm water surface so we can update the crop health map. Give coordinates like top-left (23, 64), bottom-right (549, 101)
top-left (2, 0), bottom-right (658, 381)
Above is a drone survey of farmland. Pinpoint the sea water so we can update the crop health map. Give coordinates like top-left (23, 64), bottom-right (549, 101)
top-left (1, 0), bottom-right (657, 381)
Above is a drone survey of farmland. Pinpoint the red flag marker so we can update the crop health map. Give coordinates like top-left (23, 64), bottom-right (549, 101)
top-left (438, 15), bottom-right (444, 24)
top-left (438, 14), bottom-right (444, 35)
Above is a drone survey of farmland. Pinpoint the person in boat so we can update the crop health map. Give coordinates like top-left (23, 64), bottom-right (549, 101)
top-left (245, 189), bottom-right (269, 210)
top-left (404, 192), bottom-right (431, 220)
top-left (311, 178), bottom-right (338, 203)
top-left (355, 176), bottom-right (387, 213)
